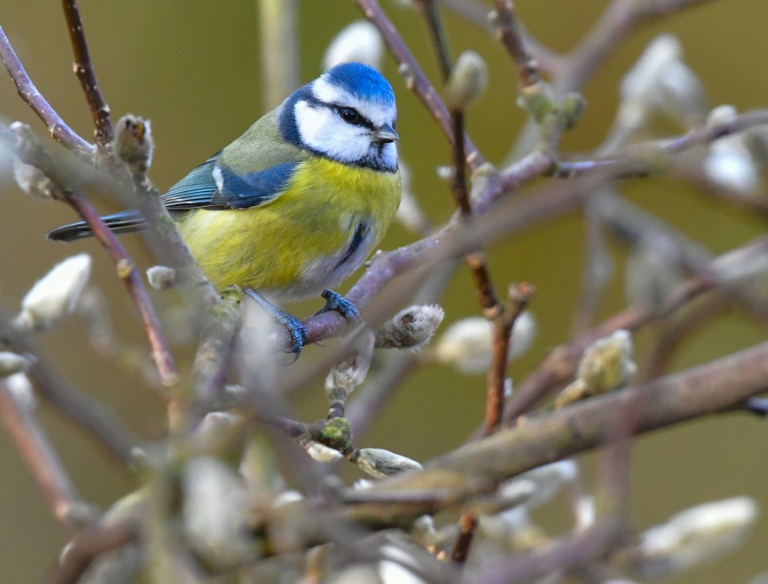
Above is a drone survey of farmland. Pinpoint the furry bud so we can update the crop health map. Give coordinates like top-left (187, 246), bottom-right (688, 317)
top-left (375, 304), bottom-right (445, 349)
top-left (146, 265), bottom-right (176, 290)
top-left (356, 448), bottom-right (422, 478)
top-left (445, 51), bottom-right (488, 110)
top-left (323, 21), bottom-right (383, 70)
top-left (113, 114), bottom-right (154, 177)
top-left (16, 254), bottom-right (92, 331)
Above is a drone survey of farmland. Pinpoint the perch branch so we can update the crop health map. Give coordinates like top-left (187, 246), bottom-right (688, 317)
top-left (0, 25), bottom-right (94, 159)
top-left (60, 0), bottom-right (113, 147)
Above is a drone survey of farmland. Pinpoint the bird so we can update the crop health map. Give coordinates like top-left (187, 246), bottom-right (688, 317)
top-left (47, 62), bottom-right (401, 356)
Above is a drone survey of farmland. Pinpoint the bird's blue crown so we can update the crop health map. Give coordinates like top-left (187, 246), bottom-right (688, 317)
top-left (322, 62), bottom-right (395, 105)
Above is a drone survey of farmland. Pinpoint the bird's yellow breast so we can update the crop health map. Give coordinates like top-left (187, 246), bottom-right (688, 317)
top-left (177, 157), bottom-right (401, 297)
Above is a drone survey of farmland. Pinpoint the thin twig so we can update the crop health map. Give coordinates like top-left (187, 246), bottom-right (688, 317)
top-left (485, 283), bottom-right (534, 434)
top-left (0, 25), bottom-right (95, 159)
top-left (0, 380), bottom-right (84, 533)
top-left (247, 338), bottom-right (768, 548)
top-left (354, 0), bottom-right (485, 171)
top-left (60, 0), bottom-right (113, 148)
top-left (492, 0), bottom-right (540, 88)
top-left (495, 235), bottom-right (768, 427)
top-left (0, 125), bottom-right (179, 387)
top-left (415, 0), bottom-right (453, 81)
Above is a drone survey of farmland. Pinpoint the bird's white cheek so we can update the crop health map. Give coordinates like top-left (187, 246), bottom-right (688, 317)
top-left (295, 101), bottom-right (334, 146)
top-left (295, 101), bottom-right (371, 163)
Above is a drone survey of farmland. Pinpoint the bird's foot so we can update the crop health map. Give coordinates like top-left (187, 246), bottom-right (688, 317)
top-left (314, 289), bottom-right (361, 323)
top-left (244, 288), bottom-right (307, 360)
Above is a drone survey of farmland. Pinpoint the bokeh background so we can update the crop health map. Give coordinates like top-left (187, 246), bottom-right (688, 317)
top-left (1, 1), bottom-right (767, 582)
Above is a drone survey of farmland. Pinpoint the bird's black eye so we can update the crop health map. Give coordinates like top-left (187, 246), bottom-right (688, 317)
top-left (338, 107), bottom-right (362, 125)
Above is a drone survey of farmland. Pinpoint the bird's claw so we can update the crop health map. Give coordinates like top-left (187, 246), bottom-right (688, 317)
top-left (315, 289), bottom-right (361, 322)
top-left (272, 311), bottom-right (308, 361)
top-left (243, 287), bottom-right (307, 361)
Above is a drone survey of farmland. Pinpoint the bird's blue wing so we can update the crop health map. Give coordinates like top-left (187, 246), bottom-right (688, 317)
top-left (161, 154), bottom-right (298, 211)
top-left (161, 154), bottom-right (221, 211)
top-left (210, 162), bottom-right (298, 209)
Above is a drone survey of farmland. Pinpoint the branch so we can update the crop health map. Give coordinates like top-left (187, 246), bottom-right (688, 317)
top-left (0, 379), bottom-right (85, 533)
top-left (353, 338), bottom-right (768, 519)
top-left (492, 0), bottom-right (540, 88)
top-left (354, 0), bottom-right (485, 171)
top-left (61, 0), bottom-right (113, 148)
top-left (0, 125), bottom-right (179, 387)
top-left (0, 25), bottom-right (95, 160)
top-left (499, 234), bottom-right (768, 425)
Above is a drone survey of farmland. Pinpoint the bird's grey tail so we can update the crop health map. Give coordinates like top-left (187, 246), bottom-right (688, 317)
top-left (47, 210), bottom-right (147, 242)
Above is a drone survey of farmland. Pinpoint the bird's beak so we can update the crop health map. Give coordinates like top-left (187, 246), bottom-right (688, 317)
top-left (372, 124), bottom-right (399, 143)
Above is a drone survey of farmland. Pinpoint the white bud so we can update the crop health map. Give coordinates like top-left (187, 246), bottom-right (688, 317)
top-left (146, 265), bottom-right (176, 290)
top-left (324, 336), bottom-right (374, 404)
top-left (0, 352), bottom-right (33, 378)
top-left (304, 441), bottom-right (344, 463)
top-left (609, 35), bottom-right (707, 149)
top-left (17, 254), bottom-right (92, 331)
top-left (375, 304), bottom-right (445, 350)
top-left (509, 313), bottom-right (536, 359)
top-left (323, 21), bottom-right (384, 70)
top-left (445, 51), bottom-right (488, 110)
top-left (633, 497), bottom-right (758, 578)
top-left (434, 312), bottom-right (536, 375)
top-left (621, 35), bottom-right (681, 106)
top-left (182, 457), bottom-right (257, 566)
top-left (703, 107), bottom-right (760, 195)
top-left (655, 59), bottom-right (708, 125)
top-left (379, 545), bottom-right (426, 584)
top-left (356, 448), bottom-right (422, 478)
top-left (4, 373), bottom-right (37, 411)
top-left (272, 490), bottom-right (304, 506)
top-left (195, 411), bottom-right (240, 450)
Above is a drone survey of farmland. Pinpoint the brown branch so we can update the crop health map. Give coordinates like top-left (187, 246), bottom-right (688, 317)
top-left (68, 193), bottom-right (179, 386)
top-left (0, 310), bottom-right (141, 465)
top-left (354, 0), bottom-right (485, 171)
top-left (260, 337), bottom-right (768, 549)
top-left (0, 25), bottom-right (95, 160)
top-left (497, 231), bottom-right (768, 426)
top-left (1, 125), bottom-right (179, 387)
top-left (492, 0), bottom-right (540, 88)
top-left (511, 0), bottom-right (715, 157)
top-left (60, 0), bottom-right (113, 147)
top-left (0, 380), bottom-right (84, 533)
top-left (485, 283), bottom-right (534, 434)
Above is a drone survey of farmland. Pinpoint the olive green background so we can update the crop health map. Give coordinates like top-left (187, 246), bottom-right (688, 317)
top-left (1, 1), bottom-right (767, 582)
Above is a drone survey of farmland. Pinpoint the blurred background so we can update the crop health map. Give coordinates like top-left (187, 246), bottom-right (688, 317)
top-left (1, 0), bottom-right (767, 581)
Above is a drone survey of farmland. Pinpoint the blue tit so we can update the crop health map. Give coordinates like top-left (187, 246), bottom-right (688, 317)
top-left (48, 62), bottom-right (401, 355)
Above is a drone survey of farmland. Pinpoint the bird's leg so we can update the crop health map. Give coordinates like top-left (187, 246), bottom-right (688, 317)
top-left (314, 289), bottom-right (362, 322)
top-left (243, 288), bottom-right (307, 358)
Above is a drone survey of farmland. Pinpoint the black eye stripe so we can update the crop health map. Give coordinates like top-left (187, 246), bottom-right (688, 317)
top-left (334, 105), bottom-right (375, 130)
